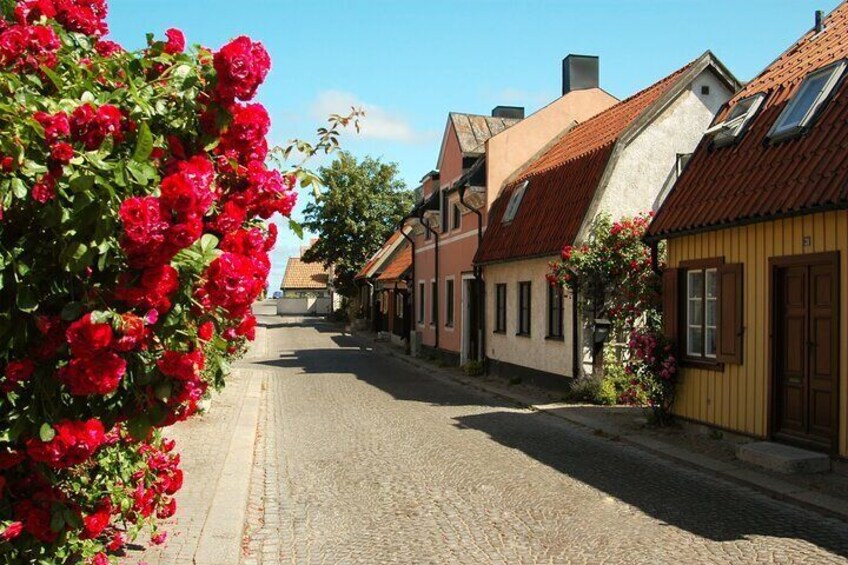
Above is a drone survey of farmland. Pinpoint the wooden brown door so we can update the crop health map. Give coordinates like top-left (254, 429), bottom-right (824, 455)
top-left (772, 254), bottom-right (839, 451)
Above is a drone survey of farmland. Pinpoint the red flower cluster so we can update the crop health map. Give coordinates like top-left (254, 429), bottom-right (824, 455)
top-left (26, 419), bottom-right (106, 469)
top-left (202, 252), bottom-right (265, 317)
top-left (71, 103), bottom-right (125, 150)
top-left (16, 0), bottom-right (109, 37)
top-left (114, 264), bottom-right (180, 312)
top-left (164, 28), bottom-right (185, 55)
top-left (60, 314), bottom-right (127, 396)
top-left (213, 36), bottom-right (270, 102)
top-left (0, 24), bottom-right (60, 71)
top-left (217, 103), bottom-right (270, 165)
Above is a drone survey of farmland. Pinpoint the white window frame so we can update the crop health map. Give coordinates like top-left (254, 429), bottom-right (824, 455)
top-left (686, 268), bottom-right (718, 359)
top-left (768, 60), bottom-right (846, 141)
top-left (502, 180), bottom-right (528, 224)
top-left (705, 93), bottom-right (765, 146)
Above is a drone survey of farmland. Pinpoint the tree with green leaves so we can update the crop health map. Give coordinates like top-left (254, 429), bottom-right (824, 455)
top-left (302, 152), bottom-right (413, 297)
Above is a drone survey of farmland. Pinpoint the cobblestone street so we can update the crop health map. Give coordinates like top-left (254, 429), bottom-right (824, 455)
top-left (237, 308), bottom-right (848, 564)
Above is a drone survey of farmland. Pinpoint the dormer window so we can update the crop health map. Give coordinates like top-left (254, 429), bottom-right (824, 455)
top-left (502, 180), bottom-right (528, 224)
top-left (768, 60), bottom-right (846, 141)
top-left (705, 93), bottom-right (765, 146)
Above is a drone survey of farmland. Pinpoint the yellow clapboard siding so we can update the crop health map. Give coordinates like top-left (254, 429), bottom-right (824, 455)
top-left (667, 210), bottom-right (848, 457)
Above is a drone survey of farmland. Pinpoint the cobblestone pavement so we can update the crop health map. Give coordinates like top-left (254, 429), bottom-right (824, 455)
top-left (241, 315), bottom-right (848, 564)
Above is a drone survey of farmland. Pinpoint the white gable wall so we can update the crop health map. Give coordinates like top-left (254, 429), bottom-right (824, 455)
top-left (582, 69), bottom-right (733, 239)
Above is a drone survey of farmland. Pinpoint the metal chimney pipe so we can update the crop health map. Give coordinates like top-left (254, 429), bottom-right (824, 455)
top-left (815, 10), bottom-right (824, 33)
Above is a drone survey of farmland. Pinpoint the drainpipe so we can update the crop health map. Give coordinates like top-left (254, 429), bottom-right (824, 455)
top-left (398, 219), bottom-right (416, 346)
top-left (418, 210), bottom-right (440, 350)
top-left (365, 279), bottom-right (376, 331)
top-left (459, 184), bottom-right (485, 364)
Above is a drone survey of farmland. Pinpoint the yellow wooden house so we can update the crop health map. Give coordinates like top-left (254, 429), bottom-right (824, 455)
top-left (647, 3), bottom-right (848, 458)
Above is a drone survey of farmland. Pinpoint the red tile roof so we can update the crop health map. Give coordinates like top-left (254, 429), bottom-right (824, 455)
top-left (376, 243), bottom-right (412, 282)
top-left (355, 232), bottom-right (402, 280)
top-left (649, 3), bottom-right (848, 238)
top-left (476, 57), bottom-right (699, 264)
top-left (281, 257), bottom-right (330, 290)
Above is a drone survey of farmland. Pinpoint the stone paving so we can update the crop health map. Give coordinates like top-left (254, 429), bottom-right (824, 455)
top-left (240, 315), bottom-right (848, 564)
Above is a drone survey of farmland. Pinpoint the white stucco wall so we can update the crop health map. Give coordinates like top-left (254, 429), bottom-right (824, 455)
top-left (277, 297), bottom-right (332, 315)
top-left (484, 256), bottom-right (574, 378)
top-left (582, 69), bottom-right (733, 235)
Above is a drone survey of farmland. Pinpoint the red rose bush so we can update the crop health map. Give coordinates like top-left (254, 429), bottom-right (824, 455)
top-left (0, 0), bottom-right (295, 561)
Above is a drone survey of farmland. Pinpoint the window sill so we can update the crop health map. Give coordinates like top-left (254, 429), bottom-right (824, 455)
top-left (545, 335), bottom-right (564, 342)
top-left (681, 358), bottom-right (724, 372)
top-left (493, 330), bottom-right (506, 335)
top-left (515, 332), bottom-right (531, 338)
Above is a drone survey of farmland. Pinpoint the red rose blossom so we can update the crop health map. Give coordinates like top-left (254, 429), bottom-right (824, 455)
top-left (213, 36), bottom-right (270, 102)
top-left (60, 353), bottom-right (126, 396)
top-left (66, 313), bottom-right (114, 357)
top-left (164, 28), bottom-right (185, 55)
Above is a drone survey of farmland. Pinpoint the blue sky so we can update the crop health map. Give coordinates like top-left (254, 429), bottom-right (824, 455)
top-left (107, 0), bottom-right (840, 288)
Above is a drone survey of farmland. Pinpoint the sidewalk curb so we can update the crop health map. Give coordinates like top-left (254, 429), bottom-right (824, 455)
top-left (193, 369), bottom-right (265, 565)
top-left (351, 330), bottom-right (848, 525)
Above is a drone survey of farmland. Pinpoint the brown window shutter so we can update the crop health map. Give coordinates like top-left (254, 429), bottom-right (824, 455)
top-left (717, 263), bottom-right (744, 364)
top-left (661, 268), bottom-right (680, 343)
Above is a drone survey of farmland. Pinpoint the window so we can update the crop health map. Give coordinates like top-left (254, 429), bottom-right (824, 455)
top-left (705, 93), bottom-right (765, 146)
top-left (664, 261), bottom-right (744, 367)
top-left (548, 285), bottom-right (564, 339)
top-left (430, 281), bottom-right (437, 325)
top-left (445, 279), bottom-right (454, 327)
top-left (452, 202), bottom-right (461, 230)
top-left (441, 191), bottom-right (449, 234)
top-left (502, 180), bottom-right (528, 223)
top-left (494, 284), bottom-right (507, 333)
top-left (769, 60), bottom-right (846, 140)
top-left (418, 282), bottom-right (425, 324)
top-left (686, 268), bottom-right (718, 358)
top-left (396, 293), bottom-right (404, 319)
top-left (517, 281), bottom-right (531, 336)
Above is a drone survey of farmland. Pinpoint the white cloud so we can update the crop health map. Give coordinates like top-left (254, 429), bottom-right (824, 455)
top-left (310, 90), bottom-right (430, 144)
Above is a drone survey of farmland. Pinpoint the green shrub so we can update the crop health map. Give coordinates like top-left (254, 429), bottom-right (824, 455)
top-left (462, 360), bottom-right (484, 376)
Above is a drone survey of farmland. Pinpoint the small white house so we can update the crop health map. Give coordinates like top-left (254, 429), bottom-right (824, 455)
top-left (278, 256), bottom-right (333, 316)
top-left (475, 51), bottom-right (740, 388)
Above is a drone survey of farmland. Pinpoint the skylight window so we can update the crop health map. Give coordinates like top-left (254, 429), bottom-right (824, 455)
top-left (705, 93), bottom-right (765, 146)
top-left (768, 60), bottom-right (846, 141)
top-left (502, 180), bottom-right (528, 223)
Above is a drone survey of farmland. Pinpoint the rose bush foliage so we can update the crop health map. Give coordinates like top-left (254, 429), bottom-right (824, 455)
top-left (0, 0), bottom-right (296, 561)
top-left (547, 213), bottom-right (679, 421)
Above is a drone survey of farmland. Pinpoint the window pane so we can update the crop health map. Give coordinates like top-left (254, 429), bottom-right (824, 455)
top-left (706, 327), bottom-right (717, 357)
top-left (688, 299), bottom-right (703, 326)
top-left (780, 73), bottom-right (829, 129)
top-left (706, 269), bottom-right (718, 299)
top-left (706, 299), bottom-right (717, 326)
top-left (688, 271), bottom-right (703, 299)
top-left (688, 327), bottom-right (703, 356)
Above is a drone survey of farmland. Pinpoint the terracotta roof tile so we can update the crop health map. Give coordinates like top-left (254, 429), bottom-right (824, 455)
top-left (281, 257), bottom-right (330, 290)
top-left (355, 232), bottom-right (402, 280)
top-left (649, 2), bottom-right (848, 238)
top-left (376, 243), bottom-right (412, 282)
top-left (476, 58), bottom-right (696, 264)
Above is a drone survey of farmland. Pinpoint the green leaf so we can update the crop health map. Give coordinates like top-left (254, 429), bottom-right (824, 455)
top-left (60, 302), bottom-right (85, 321)
top-left (16, 286), bottom-right (38, 312)
top-left (10, 178), bottom-right (26, 199)
top-left (289, 218), bottom-right (304, 239)
top-left (126, 417), bottom-right (152, 441)
top-left (154, 381), bottom-right (172, 402)
top-left (40, 65), bottom-right (64, 91)
top-left (132, 122), bottom-right (154, 163)
top-left (39, 423), bottom-right (55, 442)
